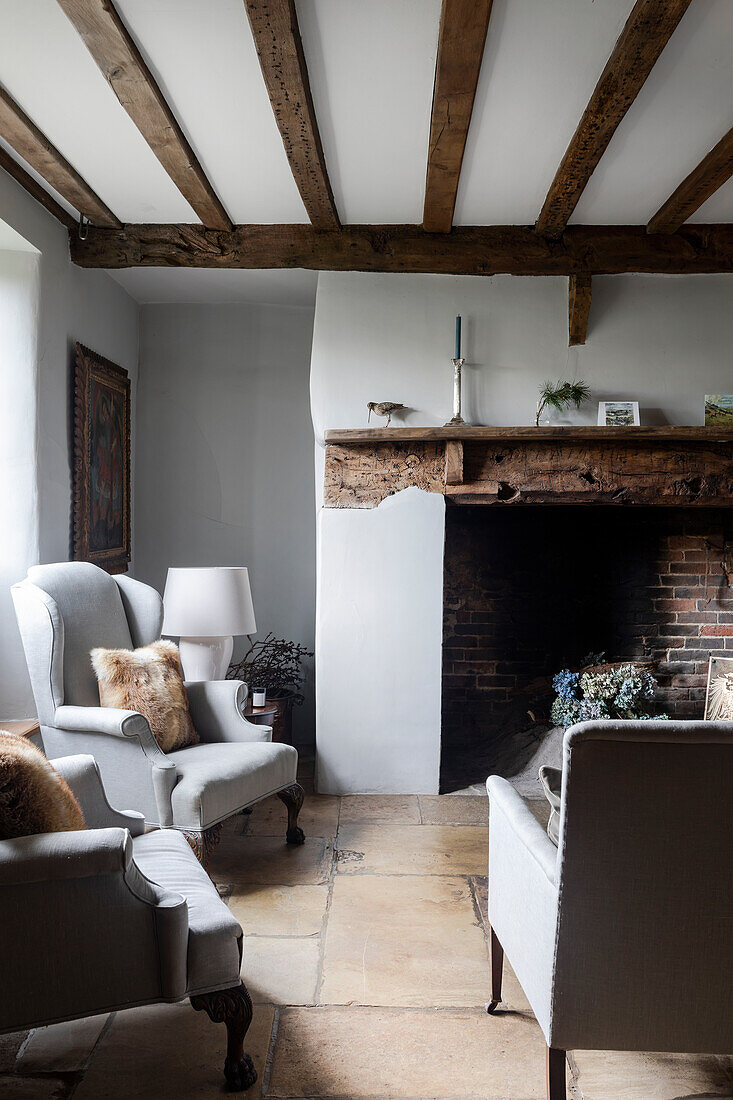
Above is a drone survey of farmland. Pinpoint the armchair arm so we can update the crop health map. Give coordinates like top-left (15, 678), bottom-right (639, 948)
top-left (487, 776), bottom-right (557, 885)
top-left (0, 827), bottom-right (132, 886)
top-left (185, 680), bottom-right (273, 744)
top-left (487, 776), bottom-right (559, 1036)
top-left (50, 707), bottom-right (177, 827)
top-left (55, 704), bottom-right (154, 745)
top-left (0, 828), bottom-right (190, 1027)
top-left (51, 755), bottom-right (145, 835)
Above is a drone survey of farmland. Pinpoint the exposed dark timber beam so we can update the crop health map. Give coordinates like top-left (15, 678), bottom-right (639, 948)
top-left (0, 87), bottom-right (120, 227)
top-left (536, 0), bottom-right (692, 239)
top-left (243, 0), bottom-right (339, 229)
top-left (0, 146), bottom-right (77, 231)
top-left (647, 127), bottom-right (733, 234)
top-left (70, 223), bottom-right (733, 275)
top-left (56, 0), bottom-right (231, 230)
top-left (423, 0), bottom-right (493, 233)
top-left (568, 273), bottom-right (592, 346)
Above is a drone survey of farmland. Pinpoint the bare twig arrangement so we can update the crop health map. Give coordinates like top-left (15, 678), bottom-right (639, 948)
top-left (227, 632), bottom-right (313, 700)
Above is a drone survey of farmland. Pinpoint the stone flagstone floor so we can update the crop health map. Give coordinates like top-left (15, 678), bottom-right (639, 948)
top-left (1, 759), bottom-right (732, 1099)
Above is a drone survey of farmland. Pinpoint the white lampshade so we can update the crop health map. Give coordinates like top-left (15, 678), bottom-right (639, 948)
top-left (162, 567), bottom-right (256, 637)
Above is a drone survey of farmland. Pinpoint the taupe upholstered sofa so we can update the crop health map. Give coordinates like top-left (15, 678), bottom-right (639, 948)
top-left (486, 720), bottom-right (733, 1100)
top-left (12, 562), bottom-right (305, 862)
top-left (0, 754), bottom-right (257, 1090)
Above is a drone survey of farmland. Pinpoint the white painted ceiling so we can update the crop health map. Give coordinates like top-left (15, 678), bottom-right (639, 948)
top-left (1, 0), bottom-right (732, 304)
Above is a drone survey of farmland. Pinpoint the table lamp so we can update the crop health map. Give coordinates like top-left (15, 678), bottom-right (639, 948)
top-left (162, 567), bottom-right (256, 680)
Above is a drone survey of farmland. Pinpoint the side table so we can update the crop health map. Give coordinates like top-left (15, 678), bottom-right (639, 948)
top-left (242, 702), bottom-right (283, 741)
top-left (1, 719), bottom-right (40, 739)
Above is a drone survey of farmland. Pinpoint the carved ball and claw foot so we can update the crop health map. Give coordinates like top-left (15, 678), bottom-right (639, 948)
top-left (277, 782), bottom-right (306, 845)
top-left (184, 823), bottom-right (224, 868)
top-left (191, 981), bottom-right (257, 1092)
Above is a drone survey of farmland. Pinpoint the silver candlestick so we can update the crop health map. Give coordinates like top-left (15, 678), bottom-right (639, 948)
top-left (444, 357), bottom-right (466, 426)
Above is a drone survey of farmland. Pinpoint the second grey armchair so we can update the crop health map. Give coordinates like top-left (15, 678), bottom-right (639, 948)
top-left (0, 754), bottom-right (258, 1090)
top-left (12, 562), bottom-right (305, 862)
top-left (486, 720), bottom-right (733, 1100)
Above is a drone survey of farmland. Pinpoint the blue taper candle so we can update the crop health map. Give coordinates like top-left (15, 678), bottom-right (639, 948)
top-left (454, 315), bottom-right (462, 359)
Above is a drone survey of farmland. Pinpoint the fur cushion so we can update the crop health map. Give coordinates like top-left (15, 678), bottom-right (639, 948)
top-left (91, 640), bottom-right (198, 753)
top-left (0, 732), bottom-right (85, 839)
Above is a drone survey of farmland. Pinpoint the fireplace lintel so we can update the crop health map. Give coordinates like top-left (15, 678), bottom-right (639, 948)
top-left (323, 426), bottom-right (733, 509)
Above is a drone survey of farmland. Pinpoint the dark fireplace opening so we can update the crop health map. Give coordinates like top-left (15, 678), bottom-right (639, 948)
top-left (440, 504), bottom-right (733, 794)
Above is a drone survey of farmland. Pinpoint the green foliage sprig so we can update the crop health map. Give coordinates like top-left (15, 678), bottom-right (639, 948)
top-left (535, 379), bottom-right (591, 426)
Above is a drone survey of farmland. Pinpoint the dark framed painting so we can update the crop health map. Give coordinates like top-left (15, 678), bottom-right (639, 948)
top-left (72, 342), bottom-right (131, 574)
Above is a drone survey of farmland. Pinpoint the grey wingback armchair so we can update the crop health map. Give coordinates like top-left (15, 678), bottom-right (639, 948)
top-left (12, 562), bottom-right (305, 862)
top-left (486, 720), bottom-right (733, 1100)
top-left (0, 754), bottom-right (257, 1090)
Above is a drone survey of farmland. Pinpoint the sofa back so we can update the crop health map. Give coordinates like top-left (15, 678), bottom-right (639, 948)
top-left (551, 719), bottom-right (733, 1053)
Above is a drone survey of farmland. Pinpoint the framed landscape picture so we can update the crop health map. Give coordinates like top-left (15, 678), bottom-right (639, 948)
top-left (72, 342), bottom-right (131, 574)
top-left (597, 400), bottom-right (640, 427)
top-left (705, 395), bottom-right (733, 426)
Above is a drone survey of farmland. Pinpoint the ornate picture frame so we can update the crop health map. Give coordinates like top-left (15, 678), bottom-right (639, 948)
top-left (72, 342), bottom-right (131, 574)
top-left (704, 655), bottom-right (733, 720)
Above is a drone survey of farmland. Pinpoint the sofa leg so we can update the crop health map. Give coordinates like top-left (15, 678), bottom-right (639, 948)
top-left (277, 782), bottom-right (306, 845)
top-left (184, 824), bottom-right (223, 868)
top-left (486, 926), bottom-right (504, 1014)
top-left (546, 1046), bottom-right (566, 1100)
top-left (191, 981), bottom-right (257, 1091)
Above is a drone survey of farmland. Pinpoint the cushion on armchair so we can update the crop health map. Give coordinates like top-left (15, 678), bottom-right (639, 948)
top-left (0, 732), bottom-right (85, 839)
top-left (91, 640), bottom-right (199, 752)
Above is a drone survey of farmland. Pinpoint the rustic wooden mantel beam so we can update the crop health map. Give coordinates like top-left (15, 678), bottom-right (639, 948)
top-left (647, 126), bottom-right (733, 234)
top-left (57, 0), bottom-right (232, 230)
top-left (324, 431), bottom-right (733, 510)
top-left (568, 273), bottom-right (592, 346)
top-left (243, 0), bottom-right (340, 229)
top-left (536, 0), bottom-right (692, 238)
top-left (70, 222), bottom-right (733, 275)
top-left (423, 0), bottom-right (493, 233)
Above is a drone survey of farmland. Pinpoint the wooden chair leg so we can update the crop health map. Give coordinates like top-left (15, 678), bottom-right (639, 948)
top-left (546, 1046), bottom-right (566, 1100)
top-left (191, 981), bottom-right (257, 1091)
top-left (486, 926), bottom-right (504, 1013)
top-left (277, 782), bottom-right (306, 845)
top-left (184, 824), bottom-right (223, 869)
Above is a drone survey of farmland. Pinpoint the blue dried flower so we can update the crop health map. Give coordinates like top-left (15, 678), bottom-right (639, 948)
top-left (552, 669), bottom-right (580, 701)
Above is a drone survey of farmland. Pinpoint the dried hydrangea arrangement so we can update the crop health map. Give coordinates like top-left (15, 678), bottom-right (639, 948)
top-left (551, 662), bottom-right (667, 729)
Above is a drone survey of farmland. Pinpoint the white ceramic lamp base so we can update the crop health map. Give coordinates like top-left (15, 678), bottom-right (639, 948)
top-left (178, 636), bottom-right (234, 680)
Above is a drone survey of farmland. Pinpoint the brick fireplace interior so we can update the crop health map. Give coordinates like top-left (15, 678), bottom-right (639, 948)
top-left (441, 504), bottom-right (733, 793)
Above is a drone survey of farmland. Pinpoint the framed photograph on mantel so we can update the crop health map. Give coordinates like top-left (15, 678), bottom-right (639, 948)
top-left (72, 342), bottom-right (131, 574)
top-left (598, 400), bottom-right (640, 427)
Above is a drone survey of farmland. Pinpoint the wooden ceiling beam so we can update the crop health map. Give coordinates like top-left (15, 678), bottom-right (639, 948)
top-left (0, 145), bottom-right (78, 231)
top-left (536, 0), bottom-right (692, 239)
top-left (647, 127), bottom-right (733, 234)
top-left (568, 274), bottom-right (592, 346)
top-left (70, 222), bottom-right (733, 276)
top-left (243, 0), bottom-right (339, 229)
top-left (56, 0), bottom-right (231, 230)
top-left (423, 0), bottom-right (493, 233)
top-left (0, 86), bottom-right (120, 227)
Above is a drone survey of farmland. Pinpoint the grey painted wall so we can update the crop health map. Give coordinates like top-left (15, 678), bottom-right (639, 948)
top-left (0, 248), bottom-right (40, 718)
top-left (134, 302), bottom-right (317, 744)
top-left (311, 271), bottom-right (733, 448)
top-left (0, 171), bottom-right (138, 717)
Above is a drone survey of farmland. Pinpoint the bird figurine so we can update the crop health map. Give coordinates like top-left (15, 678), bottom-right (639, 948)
top-left (367, 401), bottom-right (406, 427)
